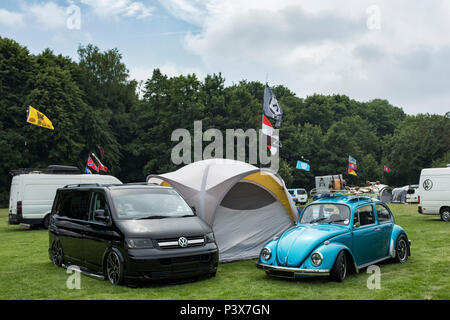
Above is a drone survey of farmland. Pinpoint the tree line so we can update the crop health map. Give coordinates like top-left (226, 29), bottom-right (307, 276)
top-left (0, 37), bottom-right (449, 205)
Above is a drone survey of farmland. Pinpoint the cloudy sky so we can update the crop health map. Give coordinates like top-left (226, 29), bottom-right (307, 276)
top-left (1, 0), bottom-right (449, 115)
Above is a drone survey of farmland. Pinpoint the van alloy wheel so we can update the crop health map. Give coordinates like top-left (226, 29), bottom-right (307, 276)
top-left (106, 251), bottom-right (123, 285)
top-left (51, 240), bottom-right (63, 267)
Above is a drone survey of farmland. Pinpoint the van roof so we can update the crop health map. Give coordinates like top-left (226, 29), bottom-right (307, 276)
top-left (421, 167), bottom-right (450, 175)
top-left (61, 183), bottom-right (170, 191)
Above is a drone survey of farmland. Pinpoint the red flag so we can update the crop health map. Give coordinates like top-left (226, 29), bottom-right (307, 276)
top-left (384, 165), bottom-right (391, 173)
top-left (87, 156), bottom-right (99, 173)
top-left (92, 153), bottom-right (108, 172)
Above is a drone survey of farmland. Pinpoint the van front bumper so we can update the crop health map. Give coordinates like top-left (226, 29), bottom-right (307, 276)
top-left (124, 245), bottom-right (219, 281)
top-left (256, 262), bottom-right (330, 278)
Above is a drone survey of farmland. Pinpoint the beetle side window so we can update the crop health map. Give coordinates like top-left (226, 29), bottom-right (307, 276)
top-left (376, 204), bottom-right (391, 223)
top-left (354, 205), bottom-right (375, 227)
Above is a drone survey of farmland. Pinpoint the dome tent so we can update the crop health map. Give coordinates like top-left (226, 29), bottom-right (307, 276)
top-left (147, 159), bottom-right (298, 262)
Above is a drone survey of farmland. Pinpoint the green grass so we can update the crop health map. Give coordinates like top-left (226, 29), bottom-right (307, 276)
top-left (0, 204), bottom-right (449, 300)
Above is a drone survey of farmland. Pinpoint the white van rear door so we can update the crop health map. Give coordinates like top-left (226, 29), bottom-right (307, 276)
top-left (9, 178), bottom-right (19, 215)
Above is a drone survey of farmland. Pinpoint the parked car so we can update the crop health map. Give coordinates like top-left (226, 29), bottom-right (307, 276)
top-left (256, 195), bottom-right (410, 282)
top-left (406, 185), bottom-right (419, 203)
top-left (49, 184), bottom-right (218, 285)
top-left (418, 166), bottom-right (450, 222)
top-left (288, 188), bottom-right (308, 205)
top-left (8, 165), bottom-right (121, 228)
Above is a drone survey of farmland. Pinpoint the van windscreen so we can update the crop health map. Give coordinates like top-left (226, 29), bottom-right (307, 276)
top-left (111, 188), bottom-right (194, 220)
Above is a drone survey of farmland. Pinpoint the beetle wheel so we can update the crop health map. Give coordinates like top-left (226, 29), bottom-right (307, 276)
top-left (395, 234), bottom-right (409, 263)
top-left (330, 251), bottom-right (347, 282)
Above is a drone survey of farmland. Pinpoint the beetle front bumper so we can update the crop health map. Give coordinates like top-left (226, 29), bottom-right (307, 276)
top-left (256, 262), bottom-right (330, 278)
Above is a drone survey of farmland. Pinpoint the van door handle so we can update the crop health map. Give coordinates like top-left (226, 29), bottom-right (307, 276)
top-left (375, 228), bottom-right (381, 231)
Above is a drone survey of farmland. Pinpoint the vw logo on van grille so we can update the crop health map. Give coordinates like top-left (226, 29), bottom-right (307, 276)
top-left (178, 237), bottom-right (188, 248)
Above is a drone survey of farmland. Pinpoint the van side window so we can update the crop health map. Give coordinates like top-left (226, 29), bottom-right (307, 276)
top-left (376, 204), bottom-right (391, 223)
top-left (357, 205), bottom-right (375, 226)
top-left (56, 192), bottom-right (72, 217)
top-left (90, 192), bottom-right (110, 223)
top-left (68, 191), bottom-right (90, 221)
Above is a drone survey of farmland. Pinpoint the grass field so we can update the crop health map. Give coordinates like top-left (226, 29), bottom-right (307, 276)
top-left (0, 204), bottom-right (449, 300)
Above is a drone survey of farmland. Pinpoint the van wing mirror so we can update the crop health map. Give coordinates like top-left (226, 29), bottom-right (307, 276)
top-left (94, 209), bottom-right (109, 222)
top-left (191, 206), bottom-right (196, 214)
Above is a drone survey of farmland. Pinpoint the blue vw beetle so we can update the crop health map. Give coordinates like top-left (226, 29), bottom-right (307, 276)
top-left (256, 196), bottom-right (410, 282)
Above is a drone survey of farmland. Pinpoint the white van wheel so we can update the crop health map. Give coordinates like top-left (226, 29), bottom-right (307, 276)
top-left (440, 207), bottom-right (450, 222)
top-left (42, 215), bottom-right (50, 229)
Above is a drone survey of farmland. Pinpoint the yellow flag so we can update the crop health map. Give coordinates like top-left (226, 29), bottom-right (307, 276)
top-left (27, 106), bottom-right (54, 130)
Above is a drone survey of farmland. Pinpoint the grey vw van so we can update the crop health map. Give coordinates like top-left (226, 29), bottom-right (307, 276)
top-left (49, 184), bottom-right (218, 285)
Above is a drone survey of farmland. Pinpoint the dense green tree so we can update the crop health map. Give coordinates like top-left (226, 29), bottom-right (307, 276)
top-left (0, 37), bottom-right (448, 205)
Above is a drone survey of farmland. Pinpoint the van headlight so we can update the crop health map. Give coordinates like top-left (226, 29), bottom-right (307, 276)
top-left (261, 247), bottom-right (271, 261)
top-left (126, 238), bottom-right (154, 249)
top-left (311, 252), bottom-right (323, 266)
top-left (205, 232), bottom-right (215, 243)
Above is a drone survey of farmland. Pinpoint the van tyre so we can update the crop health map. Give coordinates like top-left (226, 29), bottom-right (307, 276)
top-left (51, 239), bottom-right (64, 267)
top-left (330, 251), bottom-right (347, 282)
top-left (105, 250), bottom-right (124, 285)
top-left (440, 207), bottom-right (450, 222)
top-left (394, 234), bottom-right (409, 263)
top-left (42, 215), bottom-right (50, 229)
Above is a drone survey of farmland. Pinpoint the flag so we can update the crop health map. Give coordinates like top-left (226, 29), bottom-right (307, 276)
top-left (296, 160), bottom-right (310, 171)
top-left (263, 84), bottom-right (283, 128)
top-left (26, 106), bottom-right (54, 130)
top-left (348, 156), bottom-right (357, 176)
top-left (91, 153), bottom-right (108, 172)
top-left (85, 167), bottom-right (92, 174)
top-left (97, 145), bottom-right (105, 156)
top-left (87, 156), bottom-right (99, 173)
top-left (262, 84), bottom-right (283, 155)
top-left (384, 165), bottom-right (391, 173)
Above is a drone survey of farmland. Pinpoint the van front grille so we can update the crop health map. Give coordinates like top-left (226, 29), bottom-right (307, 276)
top-left (157, 236), bottom-right (205, 249)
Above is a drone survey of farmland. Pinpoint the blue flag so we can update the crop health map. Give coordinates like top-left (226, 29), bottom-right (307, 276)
top-left (85, 167), bottom-right (92, 174)
top-left (296, 160), bottom-right (310, 171)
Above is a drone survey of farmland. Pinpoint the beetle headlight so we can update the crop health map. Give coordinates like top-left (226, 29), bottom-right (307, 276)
top-left (311, 252), bottom-right (323, 266)
top-left (261, 247), bottom-right (271, 261)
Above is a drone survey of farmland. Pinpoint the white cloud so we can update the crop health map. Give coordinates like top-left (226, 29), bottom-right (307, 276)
top-left (0, 8), bottom-right (24, 28)
top-left (156, 0), bottom-right (208, 26)
top-left (160, 0), bottom-right (450, 114)
top-left (26, 2), bottom-right (67, 30)
top-left (79, 0), bottom-right (154, 19)
top-left (130, 62), bottom-right (205, 83)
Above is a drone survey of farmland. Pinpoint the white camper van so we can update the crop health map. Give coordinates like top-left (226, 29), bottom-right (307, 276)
top-left (8, 166), bottom-right (122, 228)
top-left (288, 188), bottom-right (308, 205)
top-left (418, 166), bottom-right (450, 222)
